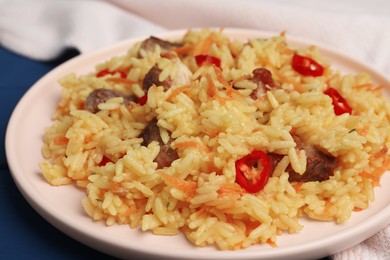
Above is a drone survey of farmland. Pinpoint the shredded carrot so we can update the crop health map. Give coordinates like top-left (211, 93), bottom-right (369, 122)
top-left (166, 85), bottom-right (191, 102)
top-left (293, 182), bottom-right (303, 193)
top-left (323, 200), bottom-right (333, 214)
top-left (207, 156), bottom-right (221, 174)
top-left (111, 108), bottom-right (121, 114)
top-left (122, 204), bottom-right (137, 217)
top-left (357, 126), bottom-right (369, 137)
top-left (357, 84), bottom-right (371, 89)
top-left (203, 129), bottom-right (220, 137)
top-left (53, 136), bottom-right (69, 145)
top-left (193, 33), bottom-right (216, 55)
top-left (359, 170), bottom-right (380, 185)
top-left (206, 74), bottom-right (217, 97)
top-left (360, 166), bottom-right (384, 186)
top-left (353, 83), bottom-right (384, 93)
top-left (173, 141), bottom-right (210, 153)
top-left (109, 182), bottom-right (122, 193)
top-left (370, 147), bottom-right (389, 160)
top-left (77, 100), bottom-right (85, 110)
top-left (106, 77), bottom-right (135, 85)
top-left (282, 48), bottom-right (294, 55)
top-left (75, 177), bottom-right (90, 189)
top-left (217, 182), bottom-right (244, 198)
top-left (118, 65), bottom-right (132, 75)
top-left (160, 172), bottom-right (197, 198)
top-left (56, 103), bottom-right (65, 109)
top-left (370, 156), bottom-right (390, 186)
top-left (173, 43), bottom-right (194, 55)
top-left (372, 85), bottom-right (384, 91)
top-left (98, 189), bottom-right (108, 200)
top-left (55, 104), bottom-right (65, 112)
top-left (195, 206), bottom-right (212, 218)
top-left (289, 128), bottom-right (298, 136)
top-left (276, 41), bottom-right (293, 55)
top-left (110, 184), bottom-right (128, 197)
top-left (84, 134), bottom-right (93, 143)
top-left (267, 238), bottom-right (278, 248)
top-left (353, 207), bottom-right (364, 212)
top-left (243, 220), bottom-right (261, 236)
top-left (214, 95), bottom-right (230, 105)
top-left (280, 30), bottom-right (287, 37)
top-left (212, 66), bottom-right (243, 97)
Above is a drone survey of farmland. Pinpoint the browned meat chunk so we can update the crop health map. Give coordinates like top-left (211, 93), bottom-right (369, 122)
top-left (232, 68), bottom-right (277, 99)
top-left (143, 65), bottom-right (167, 90)
top-left (139, 36), bottom-right (183, 57)
top-left (269, 136), bottom-right (338, 182)
top-left (140, 119), bottom-right (178, 169)
top-left (142, 59), bottom-right (192, 91)
top-left (140, 36), bottom-right (192, 91)
top-left (250, 68), bottom-right (276, 100)
top-left (288, 145), bottom-right (338, 182)
top-left (85, 88), bottom-right (135, 113)
top-left (268, 153), bottom-right (284, 173)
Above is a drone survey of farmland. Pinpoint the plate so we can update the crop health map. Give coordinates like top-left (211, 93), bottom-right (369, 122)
top-left (6, 28), bottom-right (390, 259)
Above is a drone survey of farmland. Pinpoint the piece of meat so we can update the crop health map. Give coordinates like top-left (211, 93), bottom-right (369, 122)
top-left (250, 68), bottom-right (277, 100)
top-left (143, 65), bottom-right (166, 90)
top-left (289, 144), bottom-right (337, 182)
top-left (139, 36), bottom-right (183, 57)
top-left (142, 58), bottom-right (192, 91)
top-left (252, 68), bottom-right (276, 89)
top-left (140, 36), bottom-right (191, 91)
top-left (269, 136), bottom-right (338, 182)
top-left (140, 119), bottom-right (178, 169)
top-left (85, 88), bottom-right (135, 113)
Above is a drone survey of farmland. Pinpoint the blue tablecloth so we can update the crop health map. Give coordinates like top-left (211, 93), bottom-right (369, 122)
top-left (0, 46), bottom-right (117, 259)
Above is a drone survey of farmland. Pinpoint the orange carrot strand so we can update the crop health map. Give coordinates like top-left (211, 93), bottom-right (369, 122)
top-left (160, 172), bottom-right (197, 198)
top-left (173, 141), bottom-right (210, 153)
top-left (206, 74), bottom-right (217, 97)
top-left (166, 85), bottom-right (191, 102)
top-left (53, 136), bottom-right (69, 145)
top-left (106, 78), bottom-right (136, 85)
top-left (212, 66), bottom-right (243, 97)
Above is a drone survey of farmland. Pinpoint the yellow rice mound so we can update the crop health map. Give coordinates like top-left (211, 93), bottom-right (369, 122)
top-left (40, 29), bottom-right (390, 250)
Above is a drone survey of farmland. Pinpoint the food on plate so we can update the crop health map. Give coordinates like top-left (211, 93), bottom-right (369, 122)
top-left (40, 29), bottom-right (390, 250)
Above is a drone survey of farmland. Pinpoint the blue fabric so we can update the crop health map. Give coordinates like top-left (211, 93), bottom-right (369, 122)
top-left (0, 47), bottom-right (116, 259)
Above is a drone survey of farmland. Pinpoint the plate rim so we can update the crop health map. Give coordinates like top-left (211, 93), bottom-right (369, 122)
top-left (5, 27), bottom-right (390, 259)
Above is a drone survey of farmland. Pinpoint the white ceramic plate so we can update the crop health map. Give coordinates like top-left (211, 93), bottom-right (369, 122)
top-left (6, 28), bottom-right (390, 260)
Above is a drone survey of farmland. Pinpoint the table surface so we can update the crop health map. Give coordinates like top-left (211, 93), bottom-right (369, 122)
top-left (0, 46), bottom-right (119, 259)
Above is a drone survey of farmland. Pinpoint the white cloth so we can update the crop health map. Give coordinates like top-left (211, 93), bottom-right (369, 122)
top-left (333, 227), bottom-right (390, 260)
top-left (1, 0), bottom-right (390, 75)
top-left (1, 0), bottom-right (390, 258)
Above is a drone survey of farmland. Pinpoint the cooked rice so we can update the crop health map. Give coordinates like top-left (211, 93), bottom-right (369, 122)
top-left (40, 28), bottom-right (390, 250)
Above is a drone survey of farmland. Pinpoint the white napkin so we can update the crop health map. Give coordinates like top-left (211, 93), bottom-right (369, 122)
top-left (1, 0), bottom-right (390, 258)
top-left (333, 227), bottom-right (390, 260)
top-left (0, 0), bottom-right (165, 60)
top-left (1, 0), bottom-right (390, 75)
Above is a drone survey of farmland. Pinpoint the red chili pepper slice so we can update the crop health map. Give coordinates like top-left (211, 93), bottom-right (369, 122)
top-left (195, 54), bottom-right (221, 68)
top-left (324, 87), bottom-right (352, 115)
top-left (97, 68), bottom-right (127, 78)
top-left (235, 150), bottom-right (271, 193)
top-left (291, 54), bottom-right (324, 77)
top-left (138, 93), bottom-right (148, 105)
